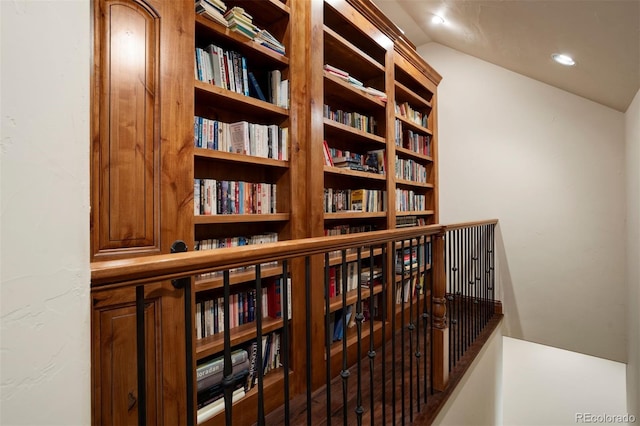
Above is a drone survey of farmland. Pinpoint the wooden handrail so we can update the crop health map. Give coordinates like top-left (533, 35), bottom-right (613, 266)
top-left (442, 219), bottom-right (498, 231)
top-left (91, 225), bottom-right (445, 288)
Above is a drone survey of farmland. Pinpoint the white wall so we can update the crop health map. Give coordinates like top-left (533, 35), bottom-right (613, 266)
top-left (0, 1), bottom-right (91, 425)
top-left (503, 337), bottom-right (629, 425)
top-left (432, 323), bottom-right (503, 425)
top-left (625, 89), bottom-right (640, 418)
top-left (418, 42), bottom-right (627, 362)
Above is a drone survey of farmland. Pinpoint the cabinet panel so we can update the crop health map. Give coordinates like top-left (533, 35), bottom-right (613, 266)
top-left (94, 295), bottom-right (159, 425)
top-left (93, 0), bottom-right (160, 256)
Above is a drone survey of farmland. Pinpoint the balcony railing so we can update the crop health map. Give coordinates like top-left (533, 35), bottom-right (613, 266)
top-left (91, 220), bottom-right (500, 425)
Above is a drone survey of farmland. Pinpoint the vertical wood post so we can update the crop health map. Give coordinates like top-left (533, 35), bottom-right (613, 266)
top-left (431, 231), bottom-right (449, 391)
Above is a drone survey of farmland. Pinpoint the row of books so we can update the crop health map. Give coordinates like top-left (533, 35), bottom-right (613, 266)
top-left (195, 277), bottom-right (290, 339)
top-left (394, 245), bottom-right (428, 274)
top-left (196, 331), bottom-right (282, 422)
top-left (196, 348), bottom-right (248, 422)
top-left (396, 215), bottom-right (427, 228)
top-left (328, 298), bottom-right (380, 342)
top-left (195, 0), bottom-right (286, 55)
top-left (323, 64), bottom-right (387, 102)
top-left (324, 224), bottom-right (376, 236)
top-left (322, 141), bottom-right (386, 174)
top-left (194, 117), bottom-right (289, 160)
top-left (196, 233), bottom-right (278, 251)
top-left (394, 121), bottom-right (432, 156)
top-left (324, 188), bottom-right (385, 213)
top-left (395, 189), bottom-right (426, 212)
top-left (395, 273), bottom-right (426, 304)
top-left (194, 179), bottom-right (277, 216)
top-left (326, 264), bottom-right (382, 298)
top-left (323, 104), bottom-right (377, 134)
top-left (195, 44), bottom-right (288, 108)
top-left (395, 101), bottom-right (429, 128)
top-left (395, 157), bottom-right (428, 183)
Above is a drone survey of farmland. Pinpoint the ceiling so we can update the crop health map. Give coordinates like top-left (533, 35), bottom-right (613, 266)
top-left (370, 0), bottom-right (640, 112)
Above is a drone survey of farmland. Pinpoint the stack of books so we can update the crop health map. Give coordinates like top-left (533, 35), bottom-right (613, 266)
top-left (255, 29), bottom-right (286, 55)
top-left (323, 64), bottom-right (387, 102)
top-left (224, 7), bottom-right (259, 39)
top-left (196, 349), bottom-right (249, 423)
top-left (195, 0), bottom-right (228, 27)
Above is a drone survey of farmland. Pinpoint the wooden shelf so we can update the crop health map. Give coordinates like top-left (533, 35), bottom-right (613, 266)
top-left (324, 71), bottom-right (386, 111)
top-left (195, 317), bottom-right (284, 360)
top-left (195, 263), bottom-right (287, 292)
top-left (395, 114), bottom-right (432, 136)
top-left (323, 25), bottom-right (384, 81)
top-left (195, 148), bottom-right (289, 168)
top-left (395, 266), bottom-right (432, 283)
top-left (194, 214), bottom-right (290, 225)
top-left (198, 367), bottom-right (289, 426)
top-left (324, 211), bottom-right (386, 220)
top-left (394, 145), bottom-right (433, 162)
top-left (329, 320), bottom-right (383, 358)
top-left (323, 118), bottom-right (386, 145)
top-left (195, 16), bottom-right (289, 68)
top-left (395, 178), bottom-right (434, 189)
top-left (325, 247), bottom-right (384, 266)
top-left (195, 80), bottom-right (289, 119)
top-left (327, 285), bottom-right (383, 314)
top-left (230, 0), bottom-right (290, 22)
top-left (395, 80), bottom-right (432, 109)
top-left (396, 210), bottom-right (435, 217)
top-left (323, 165), bottom-right (386, 181)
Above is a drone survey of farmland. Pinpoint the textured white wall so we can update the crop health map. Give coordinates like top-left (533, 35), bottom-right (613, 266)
top-left (625, 89), bottom-right (640, 418)
top-left (0, 1), bottom-right (91, 424)
top-left (432, 324), bottom-right (503, 425)
top-left (418, 43), bottom-right (627, 362)
top-left (503, 337), bottom-right (628, 425)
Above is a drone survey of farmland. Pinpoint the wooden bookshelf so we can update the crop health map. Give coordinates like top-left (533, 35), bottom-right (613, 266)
top-left (91, 0), bottom-right (440, 422)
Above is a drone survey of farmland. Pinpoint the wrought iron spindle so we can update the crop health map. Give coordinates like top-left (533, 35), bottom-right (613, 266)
top-left (408, 238), bottom-right (415, 422)
top-left (400, 240), bottom-right (406, 425)
top-left (391, 241), bottom-right (397, 426)
top-left (222, 270), bottom-right (234, 425)
top-left (422, 236), bottom-right (429, 403)
top-left (415, 236), bottom-right (422, 412)
top-left (381, 244), bottom-right (388, 424)
top-left (340, 250), bottom-right (349, 425)
top-left (367, 245), bottom-right (376, 426)
top-left (135, 285), bottom-right (146, 426)
top-left (305, 256), bottom-right (312, 426)
top-left (281, 260), bottom-right (291, 426)
top-left (255, 265), bottom-right (265, 425)
top-left (355, 247), bottom-right (364, 425)
top-left (324, 253), bottom-right (332, 426)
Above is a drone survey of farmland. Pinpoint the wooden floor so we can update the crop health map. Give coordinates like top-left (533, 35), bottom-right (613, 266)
top-left (263, 303), bottom-right (502, 426)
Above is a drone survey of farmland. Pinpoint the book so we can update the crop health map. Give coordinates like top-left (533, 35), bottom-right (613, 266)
top-left (228, 121), bottom-right (249, 154)
top-left (196, 349), bottom-right (248, 382)
top-left (197, 387), bottom-right (245, 424)
top-left (197, 358), bottom-right (250, 393)
top-left (322, 140), bottom-right (333, 166)
top-left (248, 71), bottom-right (266, 101)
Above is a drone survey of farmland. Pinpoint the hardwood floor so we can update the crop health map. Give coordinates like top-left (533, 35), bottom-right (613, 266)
top-left (262, 302), bottom-right (502, 425)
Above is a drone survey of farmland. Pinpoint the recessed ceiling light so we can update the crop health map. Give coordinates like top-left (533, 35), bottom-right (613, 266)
top-left (551, 53), bottom-right (575, 66)
top-left (431, 15), bottom-right (445, 25)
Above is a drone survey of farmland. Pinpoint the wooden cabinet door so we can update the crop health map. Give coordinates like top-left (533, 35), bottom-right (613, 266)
top-left (91, 0), bottom-right (194, 260)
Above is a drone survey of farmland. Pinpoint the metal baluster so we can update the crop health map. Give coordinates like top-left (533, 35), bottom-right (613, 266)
top-left (255, 265), bottom-right (265, 425)
top-left (368, 246), bottom-right (376, 426)
top-left (400, 240), bottom-right (406, 425)
top-left (422, 237), bottom-right (429, 403)
top-left (381, 245), bottom-right (388, 424)
top-left (391, 241), bottom-right (397, 426)
top-left (281, 260), bottom-right (291, 426)
top-left (305, 256), bottom-right (312, 426)
top-left (408, 238), bottom-right (415, 422)
top-left (324, 253), bottom-right (332, 426)
top-left (456, 229), bottom-right (462, 363)
top-left (415, 236), bottom-right (422, 413)
top-left (355, 247), bottom-right (364, 425)
top-left (135, 285), bottom-right (146, 426)
top-left (340, 250), bottom-right (349, 426)
top-left (223, 270), bottom-right (234, 425)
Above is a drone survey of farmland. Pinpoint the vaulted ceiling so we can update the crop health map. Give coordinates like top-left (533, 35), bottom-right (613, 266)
top-left (371, 0), bottom-right (640, 112)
